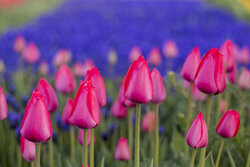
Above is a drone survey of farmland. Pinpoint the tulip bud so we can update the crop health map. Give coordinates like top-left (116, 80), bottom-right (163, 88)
top-left (14, 35), bottom-right (26, 53)
top-left (227, 64), bottom-right (238, 84)
top-left (129, 46), bottom-right (141, 62)
top-left (20, 89), bottom-right (53, 142)
top-left (0, 87), bottom-right (8, 120)
top-left (216, 109), bottom-right (240, 138)
top-left (220, 100), bottom-right (227, 114)
top-left (36, 78), bottom-right (58, 113)
top-left (22, 43), bottom-right (40, 64)
top-left (62, 98), bottom-right (74, 125)
top-left (78, 129), bottom-right (95, 146)
top-left (82, 59), bottom-right (95, 77)
top-left (186, 112), bottom-right (208, 149)
top-left (38, 61), bottom-right (49, 76)
top-left (191, 83), bottom-right (206, 102)
top-left (194, 48), bottom-right (226, 95)
top-left (163, 40), bottom-right (178, 58)
top-left (85, 66), bottom-right (106, 107)
top-left (150, 69), bottom-right (166, 103)
top-left (20, 136), bottom-right (36, 162)
top-left (73, 62), bottom-right (85, 78)
top-left (108, 49), bottom-right (118, 65)
top-left (239, 68), bottom-right (250, 90)
top-left (124, 55), bottom-right (153, 103)
top-left (148, 47), bottom-right (162, 66)
top-left (118, 78), bottom-right (136, 108)
top-left (69, 80), bottom-right (100, 129)
top-left (0, 59), bottom-right (5, 74)
top-left (181, 47), bottom-right (201, 82)
top-left (220, 40), bottom-right (236, 73)
top-left (142, 111), bottom-right (155, 132)
top-left (115, 137), bottom-right (130, 161)
top-left (53, 49), bottom-right (72, 67)
top-left (55, 65), bottom-right (76, 94)
top-left (236, 46), bottom-right (249, 65)
top-left (111, 99), bottom-right (128, 119)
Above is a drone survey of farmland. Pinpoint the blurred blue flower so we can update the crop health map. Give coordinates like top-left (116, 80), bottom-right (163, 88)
top-left (101, 108), bottom-right (109, 120)
top-left (54, 112), bottom-right (69, 131)
top-left (159, 126), bottom-right (165, 135)
top-left (21, 94), bottom-right (28, 106)
top-left (8, 82), bottom-right (16, 95)
top-left (101, 131), bottom-right (109, 141)
top-left (15, 126), bottom-right (21, 143)
top-left (52, 132), bottom-right (58, 143)
top-left (6, 94), bottom-right (20, 111)
top-left (108, 123), bottom-right (116, 133)
top-left (8, 111), bottom-right (20, 129)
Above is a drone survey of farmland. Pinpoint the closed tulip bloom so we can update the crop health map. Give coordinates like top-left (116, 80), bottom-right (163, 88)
top-left (55, 64), bottom-right (76, 94)
top-left (142, 111), bottom-right (155, 132)
top-left (62, 98), bottom-right (74, 125)
top-left (115, 137), bottom-right (130, 161)
top-left (124, 55), bottom-right (153, 103)
top-left (194, 48), bottom-right (226, 95)
top-left (20, 89), bottom-right (53, 142)
top-left (0, 87), bottom-right (8, 120)
top-left (129, 46), bottom-right (141, 62)
top-left (216, 110), bottom-right (240, 138)
top-left (73, 62), bottom-right (85, 78)
top-left (78, 129), bottom-right (95, 146)
top-left (118, 78), bottom-right (136, 107)
top-left (36, 78), bottom-right (58, 113)
top-left (111, 99), bottom-right (128, 119)
top-left (151, 69), bottom-right (166, 103)
top-left (220, 100), bottom-right (227, 114)
top-left (236, 46), bottom-right (249, 65)
top-left (163, 40), bottom-right (178, 58)
top-left (186, 112), bottom-right (208, 149)
top-left (181, 47), bottom-right (201, 82)
top-left (148, 47), bottom-right (162, 66)
top-left (85, 66), bottom-right (106, 107)
top-left (227, 64), bottom-right (238, 84)
top-left (69, 80), bottom-right (100, 129)
top-left (220, 40), bottom-right (236, 73)
top-left (82, 59), bottom-right (95, 77)
top-left (22, 43), bottom-right (40, 64)
top-left (20, 136), bottom-right (36, 162)
top-left (239, 68), bottom-right (250, 90)
top-left (14, 35), bottom-right (26, 53)
top-left (192, 83), bottom-right (206, 102)
top-left (53, 49), bottom-right (72, 67)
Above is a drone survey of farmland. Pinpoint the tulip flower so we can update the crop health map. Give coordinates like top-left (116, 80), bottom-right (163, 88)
top-left (82, 59), bottom-right (95, 77)
top-left (14, 35), bottom-right (26, 53)
top-left (129, 46), bottom-right (141, 62)
top-left (85, 66), bottom-right (106, 107)
top-left (186, 112), bottom-right (208, 149)
top-left (194, 48), bottom-right (226, 95)
top-left (20, 89), bottom-right (52, 142)
top-left (151, 69), bottom-right (166, 103)
top-left (53, 49), bottom-right (72, 67)
top-left (20, 136), bottom-right (36, 162)
top-left (236, 46), bottom-right (249, 65)
top-left (220, 40), bottom-right (236, 73)
top-left (73, 62), bottom-right (85, 78)
top-left (78, 129), bottom-right (95, 146)
top-left (181, 47), bottom-right (201, 82)
top-left (124, 55), bottom-right (153, 103)
top-left (163, 40), bottom-right (178, 58)
top-left (62, 98), bottom-right (74, 125)
top-left (148, 47), bottom-right (162, 66)
top-left (55, 64), bottom-right (76, 94)
top-left (36, 78), bottom-right (58, 113)
top-left (0, 87), bottom-right (8, 120)
top-left (69, 80), bottom-right (100, 129)
top-left (142, 112), bottom-right (155, 132)
top-left (111, 99), bottom-right (128, 119)
top-left (115, 137), bottom-right (131, 161)
top-left (38, 61), bottom-right (49, 76)
top-left (192, 83), bottom-right (206, 102)
top-left (239, 68), bottom-right (250, 90)
top-left (215, 110), bottom-right (240, 167)
top-left (227, 64), bottom-right (238, 84)
top-left (220, 100), bottom-right (227, 114)
top-left (22, 42), bottom-right (40, 64)
top-left (118, 78), bottom-right (136, 108)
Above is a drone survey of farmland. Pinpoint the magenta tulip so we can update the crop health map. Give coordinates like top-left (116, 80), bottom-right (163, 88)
top-left (129, 46), bottom-right (141, 62)
top-left (236, 46), bottom-right (249, 65)
top-left (0, 87), bottom-right (8, 120)
top-left (150, 69), bottom-right (166, 103)
top-left (118, 78), bottom-right (136, 107)
top-left (115, 137), bottom-right (131, 161)
top-left (62, 98), bottom-right (74, 125)
top-left (148, 47), bottom-right (162, 66)
top-left (227, 64), bottom-right (238, 84)
top-left (239, 68), bottom-right (250, 90)
top-left (20, 136), bottom-right (36, 162)
top-left (22, 42), bottom-right (40, 64)
top-left (111, 98), bottom-right (128, 119)
top-left (220, 40), bottom-right (236, 73)
top-left (142, 112), bottom-right (155, 132)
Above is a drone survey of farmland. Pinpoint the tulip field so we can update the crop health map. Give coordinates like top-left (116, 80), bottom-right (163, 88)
top-left (0, 1), bottom-right (250, 167)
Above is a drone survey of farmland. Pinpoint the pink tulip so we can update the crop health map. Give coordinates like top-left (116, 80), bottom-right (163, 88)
top-left (20, 89), bottom-right (53, 142)
top-left (220, 100), bottom-right (227, 114)
top-left (14, 35), bottom-right (26, 53)
top-left (129, 46), bottom-right (141, 62)
top-left (220, 40), bottom-right (236, 73)
top-left (73, 62), bottom-right (85, 78)
top-left (163, 40), bottom-right (178, 58)
top-left (227, 64), bottom-right (238, 84)
top-left (55, 64), bottom-right (76, 94)
top-left (62, 98), bottom-right (74, 125)
top-left (111, 99), bottom-right (128, 119)
top-left (124, 55), bottom-right (153, 103)
top-left (148, 47), bottom-right (162, 66)
top-left (78, 129), bottom-right (95, 146)
top-left (142, 112), bottom-right (155, 132)
top-left (22, 43), bottom-right (40, 64)
top-left (118, 78), bottom-right (136, 108)
top-left (38, 61), bottom-right (49, 76)
top-left (20, 136), bottom-right (36, 162)
top-left (186, 112), bottom-right (208, 149)
top-left (181, 47), bottom-right (201, 82)
top-left (82, 59), bottom-right (95, 77)
top-left (53, 49), bottom-right (72, 67)
top-left (115, 137), bottom-right (130, 161)
top-left (36, 78), bottom-right (58, 113)
top-left (85, 66), bottom-right (106, 107)
top-left (239, 68), bottom-right (250, 90)
top-left (151, 69), bottom-right (166, 103)
top-left (69, 80), bottom-right (100, 129)
top-left (0, 87), bottom-right (8, 120)
top-left (194, 48), bottom-right (226, 95)
top-left (183, 81), bottom-right (206, 102)
top-left (236, 46), bottom-right (249, 65)
top-left (216, 110), bottom-right (240, 138)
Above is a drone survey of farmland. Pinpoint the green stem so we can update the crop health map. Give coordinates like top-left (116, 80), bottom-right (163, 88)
top-left (147, 109), bottom-right (154, 157)
top-left (90, 129), bottom-right (94, 167)
top-left (17, 145), bottom-right (22, 167)
top-left (49, 138), bottom-right (54, 167)
top-left (31, 162), bottom-right (34, 167)
top-left (83, 130), bottom-right (88, 167)
top-left (215, 139), bottom-right (225, 167)
top-left (190, 149), bottom-right (197, 167)
top-left (216, 94), bottom-right (222, 122)
top-left (154, 104), bottom-right (160, 167)
top-left (128, 109), bottom-right (133, 167)
top-left (35, 143), bottom-right (41, 167)
top-left (135, 104), bottom-right (141, 167)
top-left (70, 126), bottom-right (75, 163)
top-left (246, 149), bottom-right (250, 167)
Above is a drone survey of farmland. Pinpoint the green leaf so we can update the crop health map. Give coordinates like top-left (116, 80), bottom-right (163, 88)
top-left (149, 159), bottom-right (154, 167)
top-left (227, 150), bottom-right (236, 167)
top-left (198, 151), bottom-right (215, 167)
top-left (97, 157), bottom-right (105, 167)
top-left (170, 128), bottom-right (186, 154)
